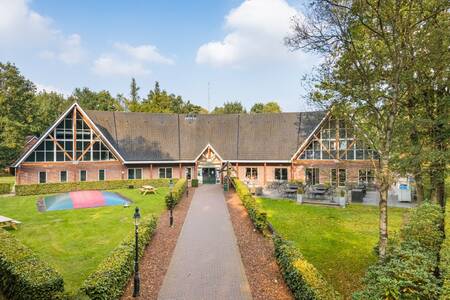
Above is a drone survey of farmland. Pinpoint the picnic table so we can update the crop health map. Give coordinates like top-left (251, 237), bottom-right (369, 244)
top-left (0, 216), bottom-right (21, 230)
top-left (139, 185), bottom-right (157, 195)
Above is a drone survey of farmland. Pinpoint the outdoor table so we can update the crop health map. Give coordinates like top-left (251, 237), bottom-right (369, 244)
top-left (140, 185), bottom-right (156, 195)
top-left (0, 216), bottom-right (21, 230)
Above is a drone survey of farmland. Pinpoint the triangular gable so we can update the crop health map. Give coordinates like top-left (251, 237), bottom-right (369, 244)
top-left (194, 144), bottom-right (223, 163)
top-left (13, 103), bottom-right (124, 167)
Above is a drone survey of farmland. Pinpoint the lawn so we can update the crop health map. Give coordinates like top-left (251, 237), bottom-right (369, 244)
top-left (0, 187), bottom-right (168, 294)
top-left (258, 198), bottom-right (409, 299)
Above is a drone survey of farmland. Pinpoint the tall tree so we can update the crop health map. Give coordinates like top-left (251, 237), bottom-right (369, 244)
top-left (286, 0), bottom-right (449, 258)
top-left (251, 101), bottom-right (282, 113)
top-left (33, 91), bottom-right (69, 134)
top-left (68, 88), bottom-right (124, 111)
top-left (250, 103), bottom-right (265, 113)
top-left (126, 78), bottom-right (141, 112)
top-left (212, 101), bottom-right (246, 114)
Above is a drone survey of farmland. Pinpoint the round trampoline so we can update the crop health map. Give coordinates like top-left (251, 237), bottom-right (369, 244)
top-left (37, 191), bottom-right (131, 211)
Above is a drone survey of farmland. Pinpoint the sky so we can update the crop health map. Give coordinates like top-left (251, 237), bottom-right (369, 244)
top-left (0, 0), bottom-right (322, 112)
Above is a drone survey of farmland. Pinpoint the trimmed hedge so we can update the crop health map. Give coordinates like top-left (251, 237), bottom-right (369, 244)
top-left (165, 179), bottom-right (187, 210)
top-left (191, 178), bottom-right (199, 187)
top-left (0, 183), bottom-right (12, 194)
top-left (80, 216), bottom-right (157, 300)
top-left (440, 203), bottom-right (450, 299)
top-left (15, 179), bottom-right (172, 196)
top-left (0, 230), bottom-right (64, 299)
top-left (231, 177), bottom-right (268, 232)
top-left (273, 236), bottom-right (340, 300)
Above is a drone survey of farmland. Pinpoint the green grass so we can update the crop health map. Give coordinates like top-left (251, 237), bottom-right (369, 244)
top-left (258, 198), bottom-right (409, 299)
top-left (0, 188), bottom-right (168, 294)
top-left (0, 176), bottom-right (14, 184)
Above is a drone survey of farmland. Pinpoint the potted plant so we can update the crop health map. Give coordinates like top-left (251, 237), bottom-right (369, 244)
top-left (297, 186), bottom-right (305, 204)
top-left (339, 189), bottom-right (346, 207)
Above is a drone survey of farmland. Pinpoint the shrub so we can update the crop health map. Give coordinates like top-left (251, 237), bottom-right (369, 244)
top-left (165, 179), bottom-right (187, 210)
top-left (0, 230), bottom-right (64, 300)
top-left (440, 203), bottom-right (450, 299)
top-left (191, 178), bottom-right (199, 187)
top-left (273, 235), bottom-right (340, 300)
top-left (231, 178), bottom-right (268, 232)
top-left (0, 183), bottom-right (12, 194)
top-left (15, 179), bottom-right (172, 196)
top-left (80, 216), bottom-right (157, 300)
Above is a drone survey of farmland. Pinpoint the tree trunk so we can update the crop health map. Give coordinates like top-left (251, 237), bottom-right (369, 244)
top-left (414, 172), bottom-right (425, 204)
top-left (378, 161), bottom-right (390, 260)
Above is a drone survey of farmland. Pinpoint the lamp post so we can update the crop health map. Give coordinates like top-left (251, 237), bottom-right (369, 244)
top-left (132, 207), bottom-right (141, 297)
top-left (169, 179), bottom-right (174, 227)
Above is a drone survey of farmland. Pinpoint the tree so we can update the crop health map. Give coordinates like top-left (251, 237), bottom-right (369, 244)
top-left (286, 0), bottom-right (449, 258)
top-left (251, 101), bottom-right (282, 113)
top-left (0, 62), bottom-right (37, 167)
top-left (126, 78), bottom-right (141, 112)
top-left (33, 91), bottom-right (68, 134)
top-left (250, 103), bottom-right (265, 113)
top-left (68, 88), bottom-right (124, 111)
top-left (212, 101), bottom-right (246, 114)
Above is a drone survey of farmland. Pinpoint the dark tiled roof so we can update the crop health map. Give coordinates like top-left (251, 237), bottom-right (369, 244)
top-left (86, 110), bottom-right (326, 161)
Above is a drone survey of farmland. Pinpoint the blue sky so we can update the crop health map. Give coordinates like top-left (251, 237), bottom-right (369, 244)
top-left (0, 0), bottom-right (321, 111)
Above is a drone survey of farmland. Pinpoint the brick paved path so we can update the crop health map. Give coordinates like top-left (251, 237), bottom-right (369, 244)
top-left (158, 184), bottom-right (252, 300)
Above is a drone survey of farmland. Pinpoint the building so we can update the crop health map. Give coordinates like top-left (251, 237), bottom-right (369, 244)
top-left (11, 103), bottom-right (377, 187)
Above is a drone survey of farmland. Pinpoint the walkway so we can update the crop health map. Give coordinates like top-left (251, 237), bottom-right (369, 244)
top-left (158, 184), bottom-right (252, 300)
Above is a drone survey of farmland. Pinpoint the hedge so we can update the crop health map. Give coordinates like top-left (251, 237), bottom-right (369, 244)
top-left (80, 216), bottom-right (157, 300)
top-left (0, 183), bottom-right (12, 194)
top-left (440, 203), bottom-right (450, 299)
top-left (165, 179), bottom-right (187, 210)
top-left (231, 177), bottom-right (268, 232)
top-left (0, 230), bottom-right (64, 300)
top-left (15, 179), bottom-right (173, 196)
top-left (273, 235), bottom-right (340, 300)
top-left (191, 178), bottom-right (199, 187)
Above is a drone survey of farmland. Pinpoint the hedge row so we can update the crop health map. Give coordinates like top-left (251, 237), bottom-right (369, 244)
top-left (273, 236), bottom-right (341, 300)
top-left (0, 230), bottom-right (64, 300)
top-left (231, 177), bottom-right (268, 232)
top-left (440, 203), bottom-right (450, 299)
top-left (0, 182), bottom-right (12, 194)
top-left (80, 216), bottom-right (158, 300)
top-left (165, 179), bottom-right (187, 210)
top-left (354, 203), bottom-right (444, 299)
top-left (15, 179), bottom-right (172, 196)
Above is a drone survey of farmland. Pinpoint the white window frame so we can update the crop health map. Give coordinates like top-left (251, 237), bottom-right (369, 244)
top-left (274, 168), bottom-right (288, 181)
top-left (60, 170), bottom-right (68, 183)
top-left (185, 167), bottom-right (192, 180)
top-left (159, 167), bottom-right (173, 179)
top-left (128, 168), bottom-right (143, 180)
top-left (38, 171), bottom-right (47, 184)
top-left (98, 169), bottom-right (106, 181)
top-left (80, 170), bottom-right (87, 182)
top-left (245, 167), bottom-right (258, 179)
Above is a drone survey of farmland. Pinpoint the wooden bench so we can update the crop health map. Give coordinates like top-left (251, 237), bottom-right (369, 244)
top-left (0, 216), bottom-right (21, 230)
top-left (139, 185), bottom-right (157, 195)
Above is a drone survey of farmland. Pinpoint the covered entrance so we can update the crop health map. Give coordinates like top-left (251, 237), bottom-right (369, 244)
top-left (202, 168), bottom-right (217, 184)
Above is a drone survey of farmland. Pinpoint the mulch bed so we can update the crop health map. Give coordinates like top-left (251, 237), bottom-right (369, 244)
top-left (225, 190), bottom-right (293, 300)
top-left (121, 188), bottom-right (194, 300)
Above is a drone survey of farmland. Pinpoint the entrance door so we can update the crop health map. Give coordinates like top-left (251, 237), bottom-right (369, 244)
top-left (202, 168), bottom-right (216, 184)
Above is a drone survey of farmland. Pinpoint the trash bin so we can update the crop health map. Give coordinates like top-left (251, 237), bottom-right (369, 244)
top-left (351, 189), bottom-right (364, 203)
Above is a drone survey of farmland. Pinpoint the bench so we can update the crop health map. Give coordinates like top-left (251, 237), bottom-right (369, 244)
top-left (0, 216), bottom-right (21, 230)
top-left (139, 185), bottom-right (157, 195)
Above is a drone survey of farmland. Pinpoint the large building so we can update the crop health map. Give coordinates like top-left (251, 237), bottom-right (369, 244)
top-left (12, 103), bottom-right (376, 187)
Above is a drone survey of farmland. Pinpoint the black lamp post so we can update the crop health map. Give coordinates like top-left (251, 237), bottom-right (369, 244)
top-left (169, 179), bottom-right (174, 227)
top-left (132, 207), bottom-right (141, 297)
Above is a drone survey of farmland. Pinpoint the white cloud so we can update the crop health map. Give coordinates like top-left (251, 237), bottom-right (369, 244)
top-left (92, 43), bottom-right (173, 77)
top-left (35, 82), bottom-right (68, 96)
top-left (0, 0), bottom-right (85, 64)
top-left (196, 0), bottom-right (305, 67)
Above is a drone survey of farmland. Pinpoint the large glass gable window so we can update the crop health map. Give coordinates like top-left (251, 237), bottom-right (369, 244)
top-left (25, 108), bottom-right (117, 163)
top-left (299, 118), bottom-right (378, 161)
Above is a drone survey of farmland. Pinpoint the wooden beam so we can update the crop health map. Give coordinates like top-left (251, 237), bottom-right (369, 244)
top-left (291, 162), bottom-right (294, 181)
top-left (73, 107), bottom-right (77, 160)
top-left (179, 163), bottom-right (182, 178)
top-left (77, 138), bottom-right (100, 161)
top-left (263, 162), bottom-right (267, 185)
top-left (339, 139), bottom-right (356, 159)
top-left (150, 164), bottom-right (153, 179)
top-left (314, 133), bottom-right (335, 159)
top-left (48, 134), bottom-right (72, 161)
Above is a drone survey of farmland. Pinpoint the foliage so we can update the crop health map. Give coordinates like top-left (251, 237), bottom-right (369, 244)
top-left (68, 87), bottom-right (124, 111)
top-left (165, 179), bottom-right (187, 210)
top-left (191, 178), bottom-right (199, 187)
top-left (250, 101), bottom-right (282, 113)
top-left (354, 203), bottom-right (444, 299)
top-left (15, 178), bottom-right (172, 196)
top-left (212, 101), bottom-right (246, 114)
top-left (125, 78), bottom-right (141, 112)
top-left (231, 178), bottom-right (268, 232)
top-left (0, 229), bottom-right (64, 300)
top-left (0, 182), bottom-right (12, 194)
top-left (440, 202), bottom-right (450, 299)
top-left (273, 235), bottom-right (340, 300)
top-left (80, 216), bottom-right (157, 300)
top-left (33, 91), bottom-right (70, 134)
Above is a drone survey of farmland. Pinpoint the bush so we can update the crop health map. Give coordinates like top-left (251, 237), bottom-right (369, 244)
top-left (440, 203), bottom-right (450, 299)
top-left (15, 179), bottom-right (172, 196)
top-left (80, 216), bottom-right (157, 300)
top-left (354, 203), bottom-right (444, 299)
top-left (273, 235), bottom-right (340, 300)
top-left (231, 178), bottom-right (268, 232)
top-left (0, 230), bottom-right (64, 300)
top-left (0, 183), bottom-right (12, 194)
top-left (165, 179), bottom-right (187, 210)
top-left (191, 179), bottom-right (199, 187)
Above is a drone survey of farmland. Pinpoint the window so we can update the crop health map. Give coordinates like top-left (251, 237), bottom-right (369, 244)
top-left (39, 171), bottom-right (47, 184)
top-left (245, 167), bottom-right (258, 179)
top-left (274, 168), bottom-right (288, 181)
top-left (159, 167), bottom-right (173, 179)
top-left (305, 168), bottom-right (319, 185)
top-left (359, 169), bottom-right (375, 184)
top-left (60, 171), bottom-right (67, 182)
top-left (331, 169), bottom-right (346, 186)
top-left (331, 169), bottom-right (337, 186)
top-left (185, 167), bottom-right (192, 180)
top-left (338, 169), bottom-right (346, 186)
top-left (98, 169), bottom-right (105, 181)
top-left (80, 170), bottom-right (87, 182)
top-left (128, 168), bottom-right (143, 180)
